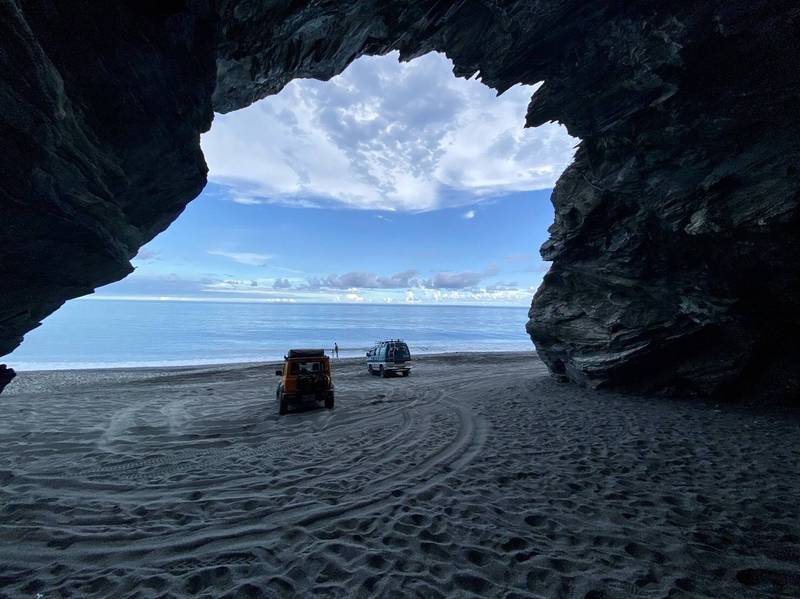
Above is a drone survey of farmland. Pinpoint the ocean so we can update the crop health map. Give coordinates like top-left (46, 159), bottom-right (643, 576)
top-left (6, 300), bottom-right (535, 371)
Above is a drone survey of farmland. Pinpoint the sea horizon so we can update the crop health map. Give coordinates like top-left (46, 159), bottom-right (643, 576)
top-left (76, 295), bottom-right (534, 309)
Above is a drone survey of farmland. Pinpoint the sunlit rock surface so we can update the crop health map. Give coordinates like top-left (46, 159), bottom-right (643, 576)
top-left (1, 0), bottom-right (797, 399)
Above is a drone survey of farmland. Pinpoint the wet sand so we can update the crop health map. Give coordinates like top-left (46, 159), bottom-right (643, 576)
top-left (1, 352), bottom-right (799, 598)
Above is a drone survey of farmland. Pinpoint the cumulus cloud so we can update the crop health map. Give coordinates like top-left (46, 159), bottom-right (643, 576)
top-left (303, 267), bottom-right (505, 291)
top-left (308, 270), bottom-right (419, 289)
top-left (418, 263), bottom-right (499, 289)
top-left (202, 51), bottom-right (576, 212)
top-left (207, 250), bottom-right (271, 266)
top-left (422, 271), bottom-right (484, 289)
top-left (343, 292), bottom-right (365, 303)
top-left (404, 291), bottom-right (421, 304)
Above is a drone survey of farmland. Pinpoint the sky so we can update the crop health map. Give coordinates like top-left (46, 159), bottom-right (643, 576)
top-left (96, 51), bottom-right (576, 306)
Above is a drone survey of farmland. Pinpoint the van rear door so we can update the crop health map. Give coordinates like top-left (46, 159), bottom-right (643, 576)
top-left (391, 343), bottom-right (410, 363)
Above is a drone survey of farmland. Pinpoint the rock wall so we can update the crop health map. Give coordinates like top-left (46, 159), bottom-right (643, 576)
top-left (525, 4), bottom-right (800, 399)
top-left (1, 1), bottom-right (797, 399)
top-left (0, 0), bottom-right (217, 367)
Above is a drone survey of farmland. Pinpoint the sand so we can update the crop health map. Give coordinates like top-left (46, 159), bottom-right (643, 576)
top-left (0, 352), bottom-right (799, 598)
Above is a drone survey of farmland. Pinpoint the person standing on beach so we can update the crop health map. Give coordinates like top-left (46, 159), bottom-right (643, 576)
top-left (334, 343), bottom-right (339, 358)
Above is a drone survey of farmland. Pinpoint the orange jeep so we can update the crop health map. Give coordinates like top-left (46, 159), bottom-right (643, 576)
top-left (275, 349), bottom-right (334, 415)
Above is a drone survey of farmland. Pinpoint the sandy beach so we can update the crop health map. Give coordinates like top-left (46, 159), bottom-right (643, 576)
top-left (1, 352), bottom-right (799, 598)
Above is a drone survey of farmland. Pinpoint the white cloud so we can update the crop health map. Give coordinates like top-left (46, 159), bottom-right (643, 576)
top-left (202, 51), bottom-right (576, 212)
top-left (428, 287), bottom-right (536, 304)
top-left (207, 250), bottom-right (272, 266)
top-left (422, 271), bottom-right (483, 289)
top-left (231, 196), bottom-right (265, 206)
top-left (463, 210), bottom-right (476, 219)
top-left (307, 270), bottom-right (419, 290)
top-left (404, 291), bottom-right (421, 304)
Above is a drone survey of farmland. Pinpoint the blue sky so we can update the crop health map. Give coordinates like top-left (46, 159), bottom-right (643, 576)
top-left (95, 52), bottom-right (575, 306)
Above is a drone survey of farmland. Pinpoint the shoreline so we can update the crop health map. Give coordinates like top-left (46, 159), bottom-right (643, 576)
top-left (4, 348), bottom-right (536, 375)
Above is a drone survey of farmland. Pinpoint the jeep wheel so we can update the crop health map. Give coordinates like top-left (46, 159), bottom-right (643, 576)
top-left (325, 393), bottom-right (334, 410)
top-left (402, 370), bottom-right (410, 377)
top-left (279, 395), bottom-right (288, 415)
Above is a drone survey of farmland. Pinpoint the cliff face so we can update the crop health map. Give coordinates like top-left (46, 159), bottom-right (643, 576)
top-left (0, 0), bottom-right (217, 365)
top-left (525, 5), bottom-right (800, 400)
top-left (1, 1), bottom-right (798, 399)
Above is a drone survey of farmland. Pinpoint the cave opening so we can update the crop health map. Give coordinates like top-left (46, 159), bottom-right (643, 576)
top-left (4, 51), bottom-right (577, 372)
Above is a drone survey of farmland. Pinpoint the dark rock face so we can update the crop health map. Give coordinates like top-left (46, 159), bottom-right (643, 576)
top-left (1, 1), bottom-right (798, 400)
top-left (0, 365), bottom-right (15, 394)
top-left (0, 0), bottom-right (217, 356)
top-left (525, 3), bottom-right (800, 399)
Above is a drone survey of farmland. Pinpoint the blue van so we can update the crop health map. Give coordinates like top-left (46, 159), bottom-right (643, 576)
top-left (366, 340), bottom-right (412, 377)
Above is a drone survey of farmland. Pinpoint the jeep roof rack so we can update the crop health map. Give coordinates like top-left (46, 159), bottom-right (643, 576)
top-left (287, 349), bottom-right (326, 358)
